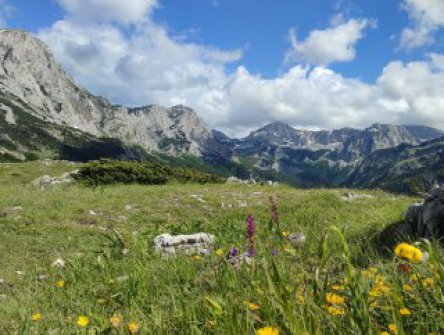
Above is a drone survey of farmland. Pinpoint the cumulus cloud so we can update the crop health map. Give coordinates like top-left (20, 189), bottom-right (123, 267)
top-left (37, 1), bottom-right (444, 136)
top-left (400, 0), bottom-right (444, 49)
top-left (285, 18), bottom-right (374, 66)
top-left (57, 0), bottom-right (158, 24)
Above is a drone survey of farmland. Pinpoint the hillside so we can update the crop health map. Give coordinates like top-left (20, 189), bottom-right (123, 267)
top-left (346, 136), bottom-right (444, 193)
top-left (0, 161), bottom-right (443, 334)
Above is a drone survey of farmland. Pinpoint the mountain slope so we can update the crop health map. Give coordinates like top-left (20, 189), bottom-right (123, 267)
top-left (346, 136), bottom-right (444, 193)
top-left (0, 29), bottom-right (212, 156)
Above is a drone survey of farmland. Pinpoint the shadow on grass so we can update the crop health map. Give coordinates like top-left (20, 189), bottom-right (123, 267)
top-left (349, 220), bottom-right (415, 266)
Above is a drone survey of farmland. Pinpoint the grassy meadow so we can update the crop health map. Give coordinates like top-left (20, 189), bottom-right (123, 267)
top-left (0, 161), bottom-right (443, 334)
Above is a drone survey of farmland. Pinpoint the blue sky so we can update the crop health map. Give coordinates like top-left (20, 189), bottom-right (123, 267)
top-left (2, 0), bottom-right (444, 134)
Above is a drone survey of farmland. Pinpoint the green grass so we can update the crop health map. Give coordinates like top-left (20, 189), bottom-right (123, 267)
top-left (0, 161), bottom-right (443, 334)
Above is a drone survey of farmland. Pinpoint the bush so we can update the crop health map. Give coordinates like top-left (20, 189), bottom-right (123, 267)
top-left (75, 159), bottom-right (225, 185)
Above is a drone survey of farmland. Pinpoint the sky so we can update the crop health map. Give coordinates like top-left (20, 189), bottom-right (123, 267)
top-left (1, 0), bottom-right (444, 136)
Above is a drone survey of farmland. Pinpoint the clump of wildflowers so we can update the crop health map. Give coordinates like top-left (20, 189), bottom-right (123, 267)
top-left (246, 214), bottom-right (256, 257)
top-left (269, 196), bottom-right (279, 228)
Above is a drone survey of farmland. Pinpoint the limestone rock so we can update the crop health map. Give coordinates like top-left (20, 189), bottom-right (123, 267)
top-left (154, 233), bottom-right (215, 258)
top-left (403, 187), bottom-right (444, 239)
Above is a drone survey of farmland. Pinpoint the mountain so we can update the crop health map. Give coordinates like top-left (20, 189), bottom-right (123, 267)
top-left (230, 122), bottom-right (443, 186)
top-left (346, 136), bottom-right (444, 193)
top-left (1, 29), bottom-right (444, 191)
top-left (0, 29), bottom-right (212, 158)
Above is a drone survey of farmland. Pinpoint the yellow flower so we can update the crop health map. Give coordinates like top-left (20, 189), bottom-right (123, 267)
top-left (128, 322), bottom-right (140, 334)
top-left (327, 305), bottom-right (345, 316)
top-left (282, 231), bottom-right (289, 237)
top-left (256, 326), bottom-right (279, 335)
top-left (369, 282), bottom-right (390, 297)
top-left (362, 267), bottom-right (378, 278)
top-left (193, 255), bottom-right (202, 261)
top-left (410, 274), bottom-right (419, 282)
top-left (56, 280), bottom-right (65, 288)
top-left (381, 332), bottom-right (390, 335)
top-left (32, 313), bottom-right (42, 322)
top-left (331, 284), bottom-right (344, 291)
top-left (422, 278), bottom-right (434, 287)
top-left (295, 288), bottom-right (305, 303)
top-left (245, 301), bottom-right (260, 311)
top-left (326, 293), bottom-right (345, 305)
top-left (394, 243), bottom-right (423, 263)
top-left (215, 249), bottom-right (224, 257)
top-left (399, 307), bottom-right (411, 316)
top-left (403, 284), bottom-right (413, 292)
top-left (110, 315), bottom-right (122, 327)
top-left (77, 316), bottom-right (89, 327)
top-left (97, 298), bottom-right (107, 305)
top-left (389, 324), bottom-right (398, 334)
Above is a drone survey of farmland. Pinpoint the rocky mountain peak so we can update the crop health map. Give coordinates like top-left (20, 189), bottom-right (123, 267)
top-left (0, 29), bottom-right (212, 156)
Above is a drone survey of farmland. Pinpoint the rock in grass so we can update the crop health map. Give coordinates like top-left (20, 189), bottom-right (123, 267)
top-left (287, 233), bottom-right (306, 245)
top-left (403, 187), bottom-right (444, 239)
top-left (154, 233), bottom-right (215, 257)
top-left (0, 211), bottom-right (7, 217)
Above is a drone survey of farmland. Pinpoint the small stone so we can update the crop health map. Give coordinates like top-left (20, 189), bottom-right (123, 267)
top-left (122, 248), bottom-right (130, 256)
top-left (11, 206), bottom-right (23, 211)
top-left (0, 278), bottom-right (4, 284)
top-left (116, 275), bottom-right (129, 282)
top-left (52, 258), bottom-right (66, 268)
top-left (37, 274), bottom-right (49, 280)
top-left (15, 270), bottom-right (24, 275)
top-left (288, 233), bottom-right (306, 245)
top-left (0, 211), bottom-right (7, 217)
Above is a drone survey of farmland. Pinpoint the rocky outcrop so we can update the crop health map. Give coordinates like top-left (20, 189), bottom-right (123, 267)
top-left (0, 29), bottom-right (212, 156)
top-left (153, 233), bottom-right (215, 258)
top-left (404, 187), bottom-right (444, 239)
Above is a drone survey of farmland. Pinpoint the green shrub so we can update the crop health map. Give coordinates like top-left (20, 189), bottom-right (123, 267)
top-left (75, 159), bottom-right (225, 185)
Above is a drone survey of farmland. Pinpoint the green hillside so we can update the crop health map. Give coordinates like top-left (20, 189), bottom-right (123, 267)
top-left (1, 161), bottom-right (442, 334)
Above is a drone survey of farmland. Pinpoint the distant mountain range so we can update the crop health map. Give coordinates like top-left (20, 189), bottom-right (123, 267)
top-left (1, 29), bottom-right (443, 192)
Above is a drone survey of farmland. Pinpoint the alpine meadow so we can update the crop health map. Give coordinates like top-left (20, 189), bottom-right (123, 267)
top-left (1, 1), bottom-right (444, 334)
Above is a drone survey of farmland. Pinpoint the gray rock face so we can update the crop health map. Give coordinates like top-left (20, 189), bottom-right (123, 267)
top-left (0, 29), bottom-right (212, 156)
top-left (153, 233), bottom-right (215, 258)
top-left (404, 187), bottom-right (444, 239)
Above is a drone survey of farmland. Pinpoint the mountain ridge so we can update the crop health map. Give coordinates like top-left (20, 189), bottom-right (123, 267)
top-left (1, 28), bottom-right (444, 191)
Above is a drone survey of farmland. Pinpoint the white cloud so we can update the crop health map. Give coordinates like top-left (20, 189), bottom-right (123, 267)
top-left (37, 1), bottom-right (444, 137)
top-left (57, 0), bottom-right (158, 24)
top-left (285, 18), bottom-right (374, 66)
top-left (400, 0), bottom-right (444, 49)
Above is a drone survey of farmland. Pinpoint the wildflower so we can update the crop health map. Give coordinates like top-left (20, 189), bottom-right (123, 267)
top-left (331, 285), bottom-right (344, 291)
top-left (327, 305), bottom-right (345, 315)
top-left (229, 247), bottom-right (238, 257)
top-left (77, 316), bottom-right (89, 327)
top-left (256, 326), bottom-right (279, 335)
top-left (411, 274), bottom-right (420, 282)
top-left (110, 315), bottom-right (122, 327)
top-left (56, 280), bottom-right (65, 288)
top-left (394, 243), bottom-right (423, 263)
top-left (326, 293), bottom-right (345, 305)
top-left (193, 255), bottom-right (202, 261)
top-left (380, 332), bottom-right (390, 335)
top-left (269, 196), bottom-right (279, 227)
top-left (403, 284), bottom-right (413, 292)
top-left (215, 249), bottom-right (224, 257)
top-left (398, 263), bottom-right (411, 273)
top-left (282, 231), bottom-right (289, 237)
top-left (399, 307), bottom-right (411, 316)
top-left (369, 281), bottom-right (390, 297)
top-left (245, 301), bottom-right (260, 311)
top-left (422, 278), bottom-right (434, 287)
top-left (389, 324), bottom-right (398, 334)
top-left (128, 322), bottom-right (140, 334)
top-left (362, 267), bottom-right (378, 278)
top-left (295, 288), bottom-right (305, 302)
top-left (32, 313), bottom-right (42, 322)
top-left (97, 298), bottom-right (107, 305)
top-left (246, 214), bottom-right (256, 257)
top-left (271, 249), bottom-right (278, 256)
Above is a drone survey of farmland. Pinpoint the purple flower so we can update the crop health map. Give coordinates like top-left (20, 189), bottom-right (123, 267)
top-left (269, 196), bottom-right (279, 227)
top-left (271, 249), bottom-right (278, 256)
top-left (229, 247), bottom-right (238, 257)
top-left (246, 214), bottom-right (256, 257)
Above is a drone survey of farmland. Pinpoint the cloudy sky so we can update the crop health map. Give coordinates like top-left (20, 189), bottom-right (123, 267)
top-left (2, 0), bottom-right (444, 136)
